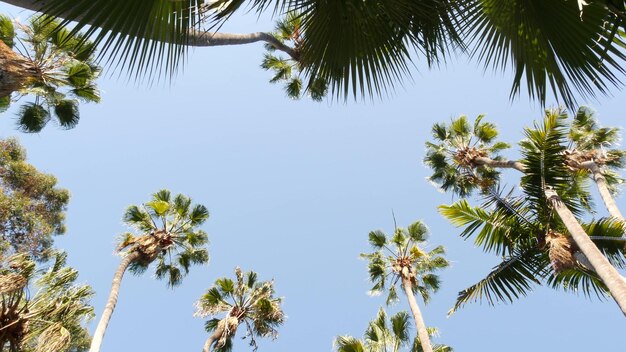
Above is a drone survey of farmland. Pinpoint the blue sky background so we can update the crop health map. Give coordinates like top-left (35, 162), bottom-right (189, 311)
top-left (1, 3), bottom-right (625, 351)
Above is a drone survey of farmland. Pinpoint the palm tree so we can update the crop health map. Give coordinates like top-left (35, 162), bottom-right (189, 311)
top-left (362, 221), bottom-right (449, 352)
top-left (334, 308), bottom-right (452, 352)
top-left (0, 252), bottom-right (94, 352)
top-left (0, 14), bottom-right (101, 132)
top-left (427, 110), bottom-right (626, 315)
top-left (195, 267), bottom-right (284, 352)
top-left (3, 0), bottom-right (625, 106)
top-left (565, 107), bottom-right (626, 222)
top-left (90, 189), bottom-right (209, 352)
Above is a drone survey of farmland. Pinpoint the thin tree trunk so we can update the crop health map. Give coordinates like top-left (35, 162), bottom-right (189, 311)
top-left (401, 277), bottom-right (433, 352)
top-left (579, 161), bottom-right (625, 223)
top-left (546, 187), bottom-right (626, 316)
top-left (473, 157), bottom-right (526, 173)
top-left (202, 327), bottom-right (223, 352)
top-left (89, 251), bottom-right (141, 352)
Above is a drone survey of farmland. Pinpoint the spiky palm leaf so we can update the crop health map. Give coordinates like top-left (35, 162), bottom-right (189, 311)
top-left (195, 267), bottom-right (284, 352)
top-left (0, 252), bottom-right (94, 352)
top-left (119, 189), bottom-right (209, 287)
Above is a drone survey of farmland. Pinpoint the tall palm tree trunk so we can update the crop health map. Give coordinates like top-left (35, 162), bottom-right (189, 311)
top-left (89, 252), bottom-right (140, 352)
top-left (202, 327), bottom-right (223, 352)
top-left (401, 277), bottom-right (433, 352)
top-left (580, 161), bottom-right (625, 222)
top-left (546, 188), bottom-right (626, 316)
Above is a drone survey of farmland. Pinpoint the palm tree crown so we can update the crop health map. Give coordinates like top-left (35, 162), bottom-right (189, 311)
top-left (334, 308), bottom-right (452, 352)
top-left (0, 252), bottom-right (94, 352)
top-left (362, 220), bottom-right (449, 306)
top-left (195, 267), bottom-right (284, 352)
top-left (0, 14), bottom-right (101, 132)
top-left (424, 114), bottom-right (511, 197)
top-left (117, 189), bottom-right (210, 287)
top-left (432, 110), bottom-right (626, 314)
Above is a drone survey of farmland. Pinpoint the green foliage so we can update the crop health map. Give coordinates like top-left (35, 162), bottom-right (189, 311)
top-left (1, 14), bottom-right (101, 132)
top-left (118, 189), bottom-right (210, 288)
top-left (0, 138), bottom-right (70, 260)
top-left (41, 0), bottom-right (202, 81)
top-left (261, 13), bottom-right (329, 101)
top-left (362, 221), bottom-right (449, 305)
top-left (431, 108), bottom-right (626, 314)
top-left (196, 267), bottom-right (284, 351)
top-left (37, 0), bottom-right (626, 106)
top-left (0, 14), bottom-right (15, 47)
top-left (469, 0), bottom-right (626, 108)
top-left (424, 114), bottom-right (510, 197)
top-left (0, 252), bottom-right (94, 351)
top-left (334, 308), bottom-right (452, 352)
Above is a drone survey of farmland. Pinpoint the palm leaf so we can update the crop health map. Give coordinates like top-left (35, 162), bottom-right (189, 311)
top-left (41, 0), bottom-right (204, 81)
top-left (449, 248), bottom-right (545, 315)
top-left (467, 0), bottom-right (626, 108)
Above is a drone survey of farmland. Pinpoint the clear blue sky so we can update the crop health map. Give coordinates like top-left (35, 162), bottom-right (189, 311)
top-left (1, 3), bottom-right (625, 351)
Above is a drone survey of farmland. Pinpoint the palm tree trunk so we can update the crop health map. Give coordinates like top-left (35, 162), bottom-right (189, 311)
top-left (546, 187), bottom-right (626, 316)
top-left (202, 327), bottom-right (223, 352)
top-left (579, 161), bottom-right (625, 223)
top-left (89, 252), bottom-right (141, 352)
top-left (401, 277), bottom-right (433, 352)
top-left (0, 40), bottom-right (38, 98)
top-left (473, 157), bottom-right (526, 173)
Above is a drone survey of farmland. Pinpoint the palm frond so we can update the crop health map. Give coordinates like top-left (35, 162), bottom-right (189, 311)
top-left (467, 0), bottom-right (626, 108)
top-left (449, 248), bottom-right (545, 315)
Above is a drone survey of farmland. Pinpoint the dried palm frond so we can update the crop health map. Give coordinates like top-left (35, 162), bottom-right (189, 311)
top-left (545, 231), bottom-right (577, 272)
top-left (35, 323), bottom-right (71, 352)
top-left (0, 273), bottom-right (27, 293)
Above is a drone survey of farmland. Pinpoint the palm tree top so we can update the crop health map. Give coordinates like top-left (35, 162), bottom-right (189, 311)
top-left (117, 189), bottom-right (210, 287)
top-left (196, 267), bottom-right (284, 351)
top-left (0, 251), bottom-right (94, 352)
top-left (362, 220), bottom-right (449, 305)
top-left (438, 110), bottom-right (626, 314)
top-left (0, 14), bottom-right (101, 132)
top-left (334, 307), bottom-right (453, 352)
top-left (425, 114), bottom-right (510, 197)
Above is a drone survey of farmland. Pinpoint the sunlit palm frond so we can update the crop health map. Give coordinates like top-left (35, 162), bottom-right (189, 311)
top-left (467, 0), bottom-right (626, 108)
